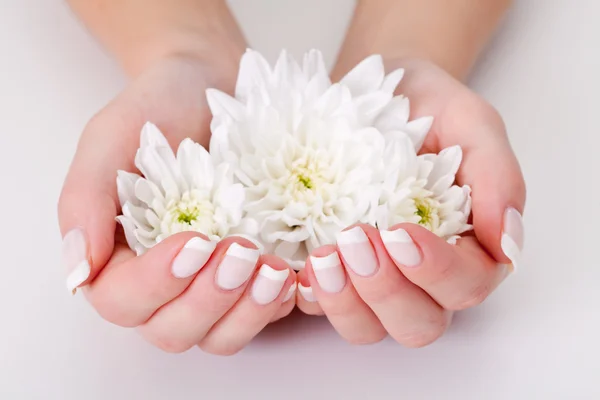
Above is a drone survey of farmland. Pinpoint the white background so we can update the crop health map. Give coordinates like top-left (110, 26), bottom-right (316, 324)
top-left (0, 0), bottom-right (597, 399)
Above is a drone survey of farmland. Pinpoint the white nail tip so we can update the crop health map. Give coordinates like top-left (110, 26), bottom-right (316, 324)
top-left (66, 260), bottom-right (90, 294)
top-left (184, 237), bottom-right (217, 253)
top-left (298, 283), bottom-right (317, 302)
top-left (501, 234), bottom-right (520, 272)
top-left (283, 282), bottom-right (297, 302)
top-left (336, 226), bottom-right (368, 245)
top-left (258, 264), bottom-right (290, 281)
top-left (310, 252), bottom-right (341, 270)
top-left (380, 229), bottom-right (413, 244)
top-left (225, 242), bottom-right (260, 262)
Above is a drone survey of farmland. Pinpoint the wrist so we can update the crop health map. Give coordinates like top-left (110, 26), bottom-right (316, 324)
top-left (332, 0), bottom-right (513, 82)
top-left (88, 0), bottom-right (247, 79)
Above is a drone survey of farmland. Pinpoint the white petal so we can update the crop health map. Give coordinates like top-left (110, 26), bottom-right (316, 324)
top-left (302, 49), bottom-right (328, 79)
top-left (374, 96), bottom-right (410, 133)
top-left (235, 49), bottom-right (273, 101)
top-left (134, 179), bottom-right (165, 208)
top-left (355, 92), bottom-right (393, 123)
top-left (116, 216), bottom-right (141, 252)
top-left (140, 122), bottom-right (169, 148)
top-left (339, 55), bottom-right (385, 96)
top-left (273, 49), bottom-right (306, 90)
top-left (427, 145), bottom-right (463, 194)
top-left (116, 170), bottom-right (141, 207)
top-left (380, 68), bottom-right (404, 94)
top-left (206, 89), bottom-right (244, 121)
top-left (406, 116), bottom-right (434, 151)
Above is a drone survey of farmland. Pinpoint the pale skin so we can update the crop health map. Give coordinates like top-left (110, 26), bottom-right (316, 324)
top-left (59, 0), bottom-right (525, 353)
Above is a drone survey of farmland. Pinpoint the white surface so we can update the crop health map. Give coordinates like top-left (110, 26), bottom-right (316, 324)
top-left (0, 0), bottom-right (597, 399)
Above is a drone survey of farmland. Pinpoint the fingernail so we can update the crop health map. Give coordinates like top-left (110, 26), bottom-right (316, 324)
top-left (63, 228), bottom-right (90, 294)
top-left (298, 283), bottom-right (317, 302)
top-left (216, 243), bottom-right (260, 290)
top-left (310, 252), bottom-right (346, 293)
top-left (336, 226), bottom-right (378, 276)
top-left (251, 264), bottom-right (290, 305)
top-left (380, 229), bottom-right (422, 267)
top-left (283, 282), bottom-right (297, 302)
top-left (501, 207), bottom-right (524, 271)
top-left (171, 237), bottom-right (216, 278)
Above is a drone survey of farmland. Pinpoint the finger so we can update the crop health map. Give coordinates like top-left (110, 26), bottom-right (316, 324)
top-left (198, 256), bottom-right (295, 356)
top-left (380, 223), bottom-right (510, 311)
top-left (295, 269), bottom-right (324, 316)
top-left (58, 110), bottom-right (204, 294)
top-left (136, 237), bottom-right (262, 353)
top-left (82, 231), bottom-right (218, 327)
top-left (305, 245), bottom-right (387, 345)
top-left (270, 282), bottom-right (297, 323)
top-left (336, 224), bottom-right (450, 348)
top-left (434, 94), bottom-right (526, 270)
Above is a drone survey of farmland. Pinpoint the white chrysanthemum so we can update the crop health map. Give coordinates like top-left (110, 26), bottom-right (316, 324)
top-left (376, 133), bottom-right (473, 243)
top-left (207, 49), bottom-right (433, 268)
top-left (116, 122), bottom-right (245, 255)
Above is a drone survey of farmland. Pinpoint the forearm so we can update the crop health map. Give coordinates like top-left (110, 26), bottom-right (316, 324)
top-left (333, 0), bottom-right (513, 81)
top-left (67, 0), bottom-right (246, 77)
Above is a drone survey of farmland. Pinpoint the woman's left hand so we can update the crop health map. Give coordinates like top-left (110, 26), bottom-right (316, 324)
top-left (295, 58), bottom-right (526, 347)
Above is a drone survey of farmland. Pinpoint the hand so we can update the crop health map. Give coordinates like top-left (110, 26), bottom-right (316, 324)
top-left (58, 52), bottom-right (297, 355)
top-left (296, 58), bottom-right (526, 347)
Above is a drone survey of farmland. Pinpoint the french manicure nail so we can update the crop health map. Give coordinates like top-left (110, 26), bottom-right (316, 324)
top-left (251, 264), bottom-right (290, 305)
top-left (310, 252), bottom-right (346, 293)
top-left (63, 228), bottom-right (90, 294)
top-left (501, 207), bottom-right (524, 271)
top-left (283, 282), bottom-right (297, 302)
top-left (216, 243), bottom-right (260, 290)
top-left (298, 283), bottom-right (317, 302)
top-left (336, 226), bottom-right (378, 276)
top-left (171, 237), bottom-right (216, 278)
top-left (380, 229), bottom-right (422, 267)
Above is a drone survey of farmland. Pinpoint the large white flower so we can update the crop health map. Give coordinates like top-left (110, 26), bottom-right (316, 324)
top-left (376, 133), bottom-right (473, 243)
top-left (207, 49), bottom-right (433, 268)
top-left (116, 122), bottom-right (245, 255)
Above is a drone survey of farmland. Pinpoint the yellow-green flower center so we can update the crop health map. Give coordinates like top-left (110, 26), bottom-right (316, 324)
top-left (414, 197), bottom-right (439, 229)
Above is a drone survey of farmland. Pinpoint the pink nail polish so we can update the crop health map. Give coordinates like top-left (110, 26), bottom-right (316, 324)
top-left (251, 264), bottom-right (290, 305)
top-left (171, 237), bottom-right (216, 278)
top-left (62, 228), bottom-right (90, 294)
top-left (380, 229), bottom-right (422, 267)
top-left (501, 207), bottom-right (524, 271)
top-left (216, 243), bottom-right (260, 290)
top-left (310, 252), bottom-right (346, 293)
top-left (336, 226), bottom-right (378, 276)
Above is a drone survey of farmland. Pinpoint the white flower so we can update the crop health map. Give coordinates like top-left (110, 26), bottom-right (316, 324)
top-left (376, 133), bottom-right (473, 243)
top-left (206, 49), bottom-right (433, 268)
top-left (116, 122), bottom-right (245, 255)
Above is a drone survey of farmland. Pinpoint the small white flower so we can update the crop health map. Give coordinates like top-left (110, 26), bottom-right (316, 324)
top-left (116, 122), bottom-right (245, 255)
top-left (376, 133), bottom-right (473, 243)
top-left (206, 49), bottom-right (432, 268)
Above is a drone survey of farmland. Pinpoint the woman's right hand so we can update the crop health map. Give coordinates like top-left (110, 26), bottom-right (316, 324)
top-left (58, 51), bottom-right (297, 355)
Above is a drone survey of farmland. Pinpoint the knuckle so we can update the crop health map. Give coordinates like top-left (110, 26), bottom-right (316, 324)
top-left (344, 331), bottom-right (387, 346)
top-left (94, 304), bottom-right (140, 328)
top-left (145, 334), bottom-right (191, 354)
top-left (426, 256), bottom-right (455, 287)
top-left (88, 292), bottom-right (143, 328)
top-left (451, 282), bottom-right (493, 310)
top-left (198, 340), bottom-right (243, 357)
top-left (357, 282), bottom-right (399, 307)
top-left (394, 314), bottom-right (448, 348)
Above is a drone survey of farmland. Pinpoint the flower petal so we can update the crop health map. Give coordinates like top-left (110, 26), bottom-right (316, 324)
top-left (339, 55), bottom-right (385, 96)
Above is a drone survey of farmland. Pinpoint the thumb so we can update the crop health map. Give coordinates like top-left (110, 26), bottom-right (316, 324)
top-left (58, 113), bottom-right (140, 294)
top-left (459, 115), bottom-right (527, 270)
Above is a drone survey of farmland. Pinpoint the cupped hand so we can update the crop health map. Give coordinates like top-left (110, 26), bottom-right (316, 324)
top-left (58, 53), bottom-right (297, 355)
top-left (297, 58), bottom-right (526, 346)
